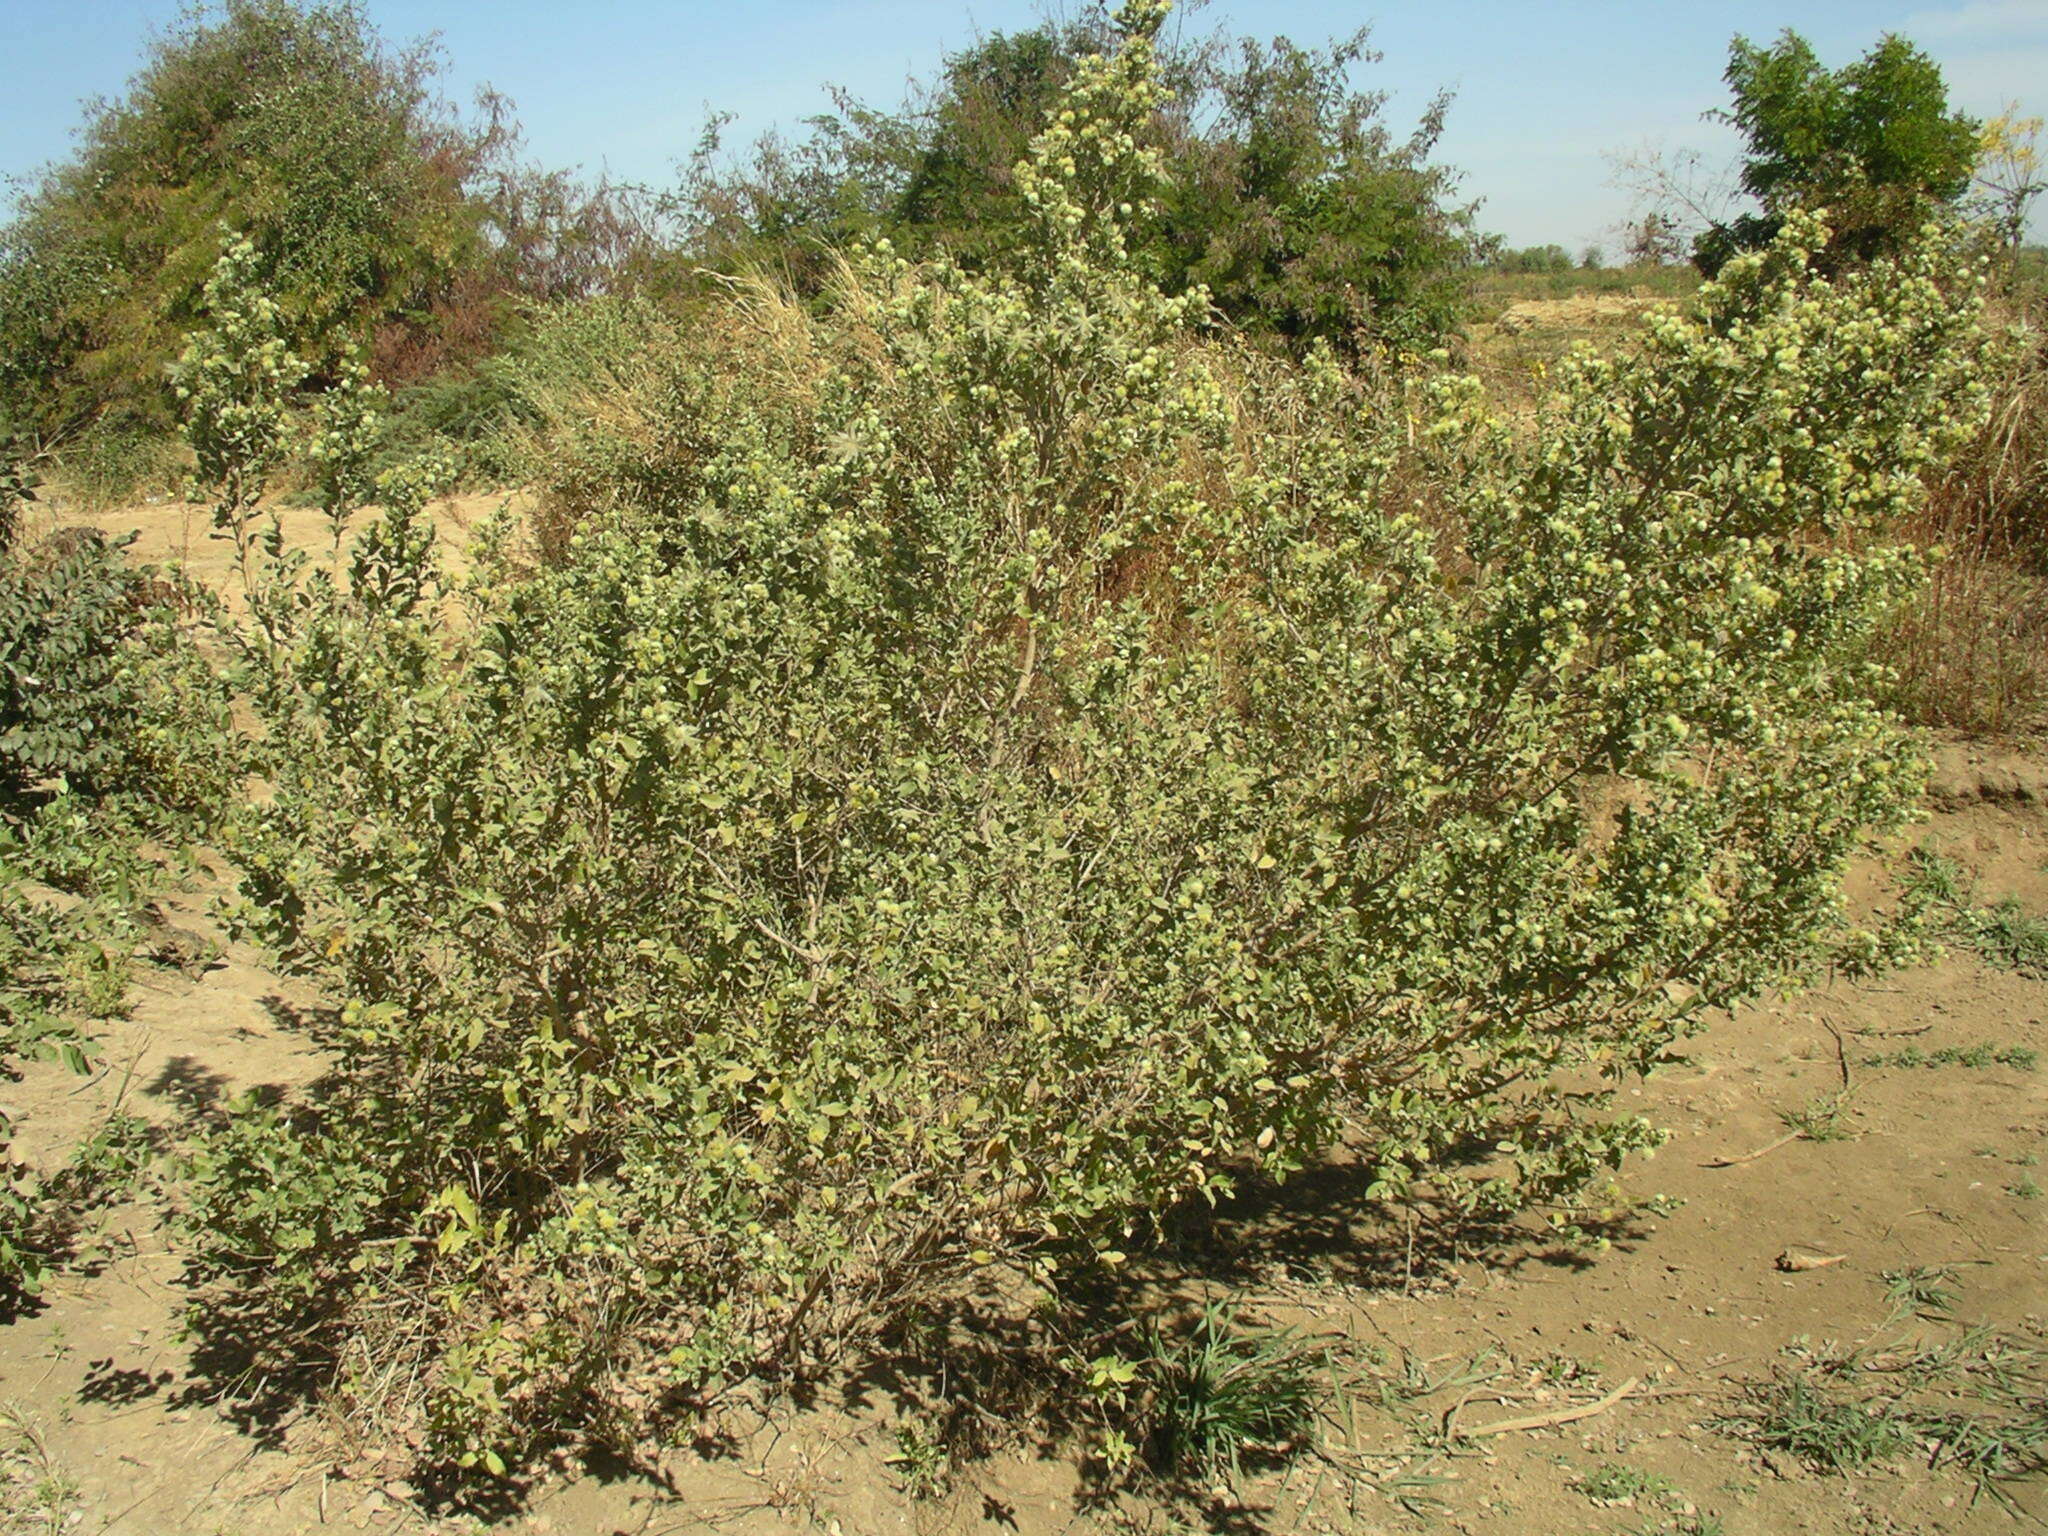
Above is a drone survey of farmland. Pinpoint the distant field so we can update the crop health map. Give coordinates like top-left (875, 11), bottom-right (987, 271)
top-left (1472, 263), bottom-right (1701, 316)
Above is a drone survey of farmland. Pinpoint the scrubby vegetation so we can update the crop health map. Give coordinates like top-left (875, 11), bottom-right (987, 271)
top-left (126, 0), bottom-right (1999, 1478)
top-left (0, 0), bottom-right (650, 491)
top-left (1694, 29), bottom-right (1983, 276)
top-left (683, 18), bottom-right (1485, 354)
top-left (0, 435), bottom-right (235, 1300)
top-left (2, 0), bottom-right (2044, 1520)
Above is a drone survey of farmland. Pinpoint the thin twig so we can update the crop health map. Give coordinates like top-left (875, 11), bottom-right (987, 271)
top-left (1820, 1017), bottom-right (1852, 1090)
top-left (1701, 1131), bottom-right (1800, 1168)
top-left (1456, 1376), bottom-right (1640, 1440)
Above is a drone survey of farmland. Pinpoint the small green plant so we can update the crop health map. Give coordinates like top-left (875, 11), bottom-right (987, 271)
top-left (1881, 1265), bottom-right (1959, 1317)
top-left (170, 237), bottom-right (303, 592)
top-left (51, 1108), bottom-right (156, 1209)
top-left (2011, 1173), bottom-right (2043, 1201)
top-left (1574, 1460), bottom-right (1676, 1504)
top-left (1972, 898), bottom-right (2048, 976)
top-left (305, 348), bottom-right (384, 557)
top-left (1779, 1091), bottom-right (1856, 1142)
top-left (885, 1416), bottom-right (953, 1501)
top-left (1134, 1306), bottom-right (1334, 1482)
top-left (1532, 1351), bottom-right (1600, 1386)
top-left (1725, 1377), bottom-right (1915, 1472)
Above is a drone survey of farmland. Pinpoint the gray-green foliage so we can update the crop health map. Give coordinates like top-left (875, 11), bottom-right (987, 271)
top-left (192, 0), bottom-right (1991, 1477)
top-left (171, 236), bottom-right (303, 590)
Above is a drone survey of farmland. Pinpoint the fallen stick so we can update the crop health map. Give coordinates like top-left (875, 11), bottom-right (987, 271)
top-left (1456, 1376), bottom-right (1639, 1440)
top-left (1775, 1249), bottom-right (1847, 1272)
top-left (1701, 1131), bottom-right (1799, 1168)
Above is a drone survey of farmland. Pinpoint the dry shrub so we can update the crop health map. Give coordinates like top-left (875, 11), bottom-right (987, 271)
top-left (1880, 297), bottom-right (2048, 736)
top-left (1882, 542), bottom-right (2048, 734)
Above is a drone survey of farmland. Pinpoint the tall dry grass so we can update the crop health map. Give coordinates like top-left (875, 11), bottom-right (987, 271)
top-left (1882, 296), bottom-right (2048, 737)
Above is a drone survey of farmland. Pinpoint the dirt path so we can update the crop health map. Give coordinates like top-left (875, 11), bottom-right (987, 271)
top-left (4, 505), bottom-right (2043, 1535)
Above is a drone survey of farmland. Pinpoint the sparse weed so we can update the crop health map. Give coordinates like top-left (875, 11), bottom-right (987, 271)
top-left (1574, 1461), bottom-right (1676, 1504)
top-left (1723, 1376), bottom-right (1915, 1471)
top-left (0, 1404), bottom-right (82, 1535)
top-left (1722, 1307), bottom-right (2048, 1506)
top-left (1532, 1351), bottom-right (1600, 1387)
top-left (1377, 1349), bottom-right (1502, 1411)
top-left (885, 1416), bottom-right (952, 1501)
top-left (1780, 1091), bottom-right (1857, 1142)
top-left (1881, 1265), bottom-right (1959, 1317)
top-left (1902, 849), bottom-right (2048, 978)
top-left (1917, 1404), bottom-right (2048, 1514)
top-left (1861, 1041), bottom-right (2037, 1071)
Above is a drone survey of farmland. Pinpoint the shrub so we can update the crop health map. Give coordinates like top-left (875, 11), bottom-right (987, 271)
top-left (0, 531), bottom-right (233, 818)
top-left (193, 0), bottom-right (1991, 1479)
top-left (0, 484), bottom-right (235, 1305)
top-left (1873, 294), bottom-right (2048, 735)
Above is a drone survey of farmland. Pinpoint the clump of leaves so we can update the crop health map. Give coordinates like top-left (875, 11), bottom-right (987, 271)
top-left (190, 0), bottom-right (1998, 1482)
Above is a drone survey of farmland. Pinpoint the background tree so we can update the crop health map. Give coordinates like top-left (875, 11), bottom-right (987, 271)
top-left (0, 0), bottom-right (653, 450)
top-left (1693, 30), bottom-right (1979, 274)
top-left (1971, 106), bottom-right (2046, 258)
top-left (681, 20), bottom-right (1484, 352)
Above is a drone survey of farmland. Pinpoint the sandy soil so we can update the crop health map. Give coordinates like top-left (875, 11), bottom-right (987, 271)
top-left (3, 500), bottom-right (2043, 1535)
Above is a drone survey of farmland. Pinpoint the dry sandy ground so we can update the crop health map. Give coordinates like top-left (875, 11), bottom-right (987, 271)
top-left (19, 484), bottom-right (525, 597)
top-left (2, 501), bottom-right (2043, 1536)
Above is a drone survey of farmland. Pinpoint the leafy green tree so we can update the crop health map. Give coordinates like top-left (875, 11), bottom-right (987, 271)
top-left (0, 0), bottom-right (654, 450)
top-left (1493, 245), bottom-right (1575, 274)
top-left (0, 1), bottom-right (486, 439)
top-left (684, 20), bottom-right (1484, 352)
top-left (1695, 30), bottom-right (1980, 274)
top-left (1163, 31), bottom-right (1480, 350)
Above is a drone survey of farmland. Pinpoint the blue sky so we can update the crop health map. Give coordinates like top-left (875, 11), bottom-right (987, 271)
top-left (6, 0), bottom-right (2046, 251)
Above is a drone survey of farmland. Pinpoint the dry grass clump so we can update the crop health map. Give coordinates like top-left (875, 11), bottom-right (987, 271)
top-left (1881, 298), bottom-right (2048, 736)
